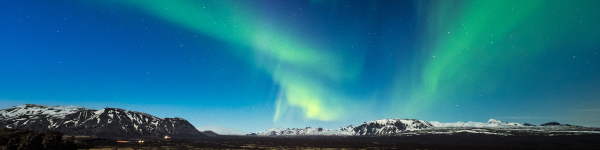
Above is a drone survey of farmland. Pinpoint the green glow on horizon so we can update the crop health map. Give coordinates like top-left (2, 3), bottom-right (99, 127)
top-left (106, 0), bottom-right (362, 122)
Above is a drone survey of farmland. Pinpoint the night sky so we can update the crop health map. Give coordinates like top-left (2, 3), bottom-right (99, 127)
top-left (1, 0), bottom-right (600, 132)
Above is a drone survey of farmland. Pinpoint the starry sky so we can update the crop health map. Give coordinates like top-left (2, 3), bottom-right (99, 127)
top-left (1, 0), bottom-right (600, 132)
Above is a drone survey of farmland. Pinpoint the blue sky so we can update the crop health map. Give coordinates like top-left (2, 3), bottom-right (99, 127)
top-left (1, 0), bottom-right (599, 132)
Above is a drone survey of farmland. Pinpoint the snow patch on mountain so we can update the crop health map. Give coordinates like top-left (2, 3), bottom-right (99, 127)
top-left (0, 104), bottom-right (82, 119)
top-left (429, 119), bottom-right (522, 127)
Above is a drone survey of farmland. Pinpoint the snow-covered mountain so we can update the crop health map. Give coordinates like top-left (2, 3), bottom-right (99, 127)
top-left (429, 119), bottom-right (522, 127)
top-left (257, 126), bottom-right (353, 136)
top-left (197, 126), bottom-right (249, 135)
top-left (0, 104), bottom-right (204, 139)
top-left (254, 118), bottom-right (536, 136)
top-left (256, 119), bottom-right (432, 136)
top-left (351, 119), bottom-right (432, 136)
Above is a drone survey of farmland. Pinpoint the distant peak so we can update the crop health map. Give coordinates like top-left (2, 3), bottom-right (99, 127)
top-left (101, 107), bottom-right (129, 112)
top-left (18, 104), bottom-right (48, 108)
top-left (15, 104), bottom-right (85, 109)
top-left (487, 118), bottom-right (501, 123)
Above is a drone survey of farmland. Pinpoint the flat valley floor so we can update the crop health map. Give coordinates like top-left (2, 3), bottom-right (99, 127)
top-left (79, 134), bottom-right (600, 150)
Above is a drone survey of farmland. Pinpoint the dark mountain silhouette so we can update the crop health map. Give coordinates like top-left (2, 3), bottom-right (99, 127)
top-left (540, 122), bottom-right (562, 126)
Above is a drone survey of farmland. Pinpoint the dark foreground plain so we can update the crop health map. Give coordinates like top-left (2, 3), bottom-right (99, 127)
top-left (79, 134), bottom-right (600, 150)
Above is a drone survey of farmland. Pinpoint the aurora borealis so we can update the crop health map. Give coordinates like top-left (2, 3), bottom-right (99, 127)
top-left (1, 0), bottom-right (599, 132)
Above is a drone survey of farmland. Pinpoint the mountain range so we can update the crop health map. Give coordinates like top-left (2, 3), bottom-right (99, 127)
top-left (196, 126), bottom-right (250, 135)
top-left (1, 104), bottom-right (595, 139)
top-left (429, 119), bottom-right (522, 127)
top-left (256, 118), bottom-right (515, 136)
top-left (0, 104), bottom-right (204, 139)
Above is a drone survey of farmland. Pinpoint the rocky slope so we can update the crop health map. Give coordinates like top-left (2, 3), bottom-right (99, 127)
top-left (0, 104), bottom-right (204, 139)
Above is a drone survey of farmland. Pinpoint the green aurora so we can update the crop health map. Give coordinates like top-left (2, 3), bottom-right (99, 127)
top-left (104, 0), bottom-right (366, 122)
top-left (97, 0), bottom-right (600, 124)
top-left (395, 0), bottom-right (600, 117)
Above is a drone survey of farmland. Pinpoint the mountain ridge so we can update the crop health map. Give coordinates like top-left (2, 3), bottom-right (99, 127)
top-left (0, 104), bottom-right (204, 139)
top-left (196, 126), bottom-right (250, 135)
top-left (429, 119), bottom-right (522, 127)
top-left (254, 118), bottom-right (555, 136)
top-left (3, 104), bottom-right (596, 138)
